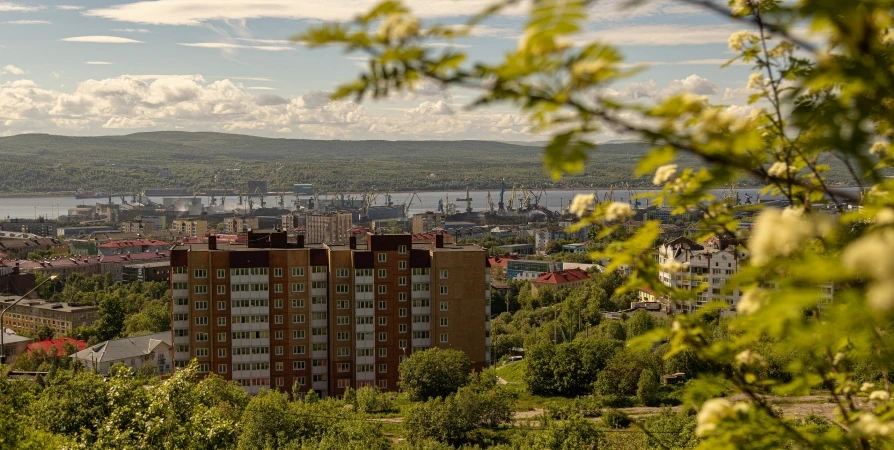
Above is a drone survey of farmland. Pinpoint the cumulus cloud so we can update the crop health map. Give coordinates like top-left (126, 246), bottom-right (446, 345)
top-left (0, 75), bottom-right (539, 140)
top-left (56, 5), bottom-right (83, 10)
top-left (62, 36), bottom-right (144, 44)
top-left (581, 24), bottom-right (738, 46)
top-left (3, 20), bottom-right (51, 24)
top-left (247, 87), bottom-right (276, 91)
top-left (607, 74), bottom-right (718, 100)
top-left (407, 100), bottom-right (455, 116)
top-left (1, 65), bottom-right (25, 75)
top-left (178, 42), bottom-right (294, 51)
top-left (85, 61), bottom-right (114, 65)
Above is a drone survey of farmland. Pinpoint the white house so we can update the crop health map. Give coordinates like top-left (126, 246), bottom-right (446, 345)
top-left (71, 331), bottom-right (172, 375)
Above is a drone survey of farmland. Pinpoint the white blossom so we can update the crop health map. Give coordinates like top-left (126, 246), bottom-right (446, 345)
top-left (747, 73), bottom-right (764, 90)
top-left (876, 208), bottom-right (894, 225)
top-left (842, 229), bottom-right (894, 280)
top-left (729, 31), bottom-right (755, 51)
top-left (862, 382), bottom-right (876, 392)
top-left (853, 413), bottom-right (894, 436)
top-left (378, 14), bottom-right (420, 42)
top-left (869, 390), bottom-right (891, 402)
top-left (748, 208), bottom-right (815, 266)
top-left (737, 288), bottom-right (767, 314)
top-left (660, 260), bottom-right (689, 273)
top-left (767, 161), bottom-right (791, 177)
top-left (653, 164), bottom-right (678, 186)
top-left (735, 349), bottom-right (764, 366)
top-left (870, 141), bottom-right (889, 156)
top-left (569, 194), bottom-right (595, 217)
top-left (696, 398), bottom-right (732, 436)
top-left (605, 202), bottom-right (633, 221)
top-left (867, 279), bottom-right (894, 312)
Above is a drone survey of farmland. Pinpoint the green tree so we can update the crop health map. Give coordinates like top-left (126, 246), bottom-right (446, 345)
top-left (399, 348), bottom-right (472, 401)
top-left (35, 326), bottom-right (54, 341)
top-left (237, 389), bottom-right (299, 450)
top-left (625, 310), bottom-right (657, 339)
top-left (636, 368), bottom-right (661, 407)
top-left (594, 349), bottom-right (662, 398)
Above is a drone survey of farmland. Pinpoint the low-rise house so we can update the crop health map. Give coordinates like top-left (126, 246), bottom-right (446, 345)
top-left (99, 251), bottom-right (170, 281)
top-left (487, 254), bottom-right (518, 281)
top-left (0, 331), bottom-right (32, 364)
top-left (0, 296), bottom-right (99, 336)
top-left (71, 331), bottom-right (173, 375)
top-left (506, 259), bottom-right (561, 281)
top-left (531, 268), bottom-right (589, 296)
top-left (98, 239), bottom-right (171, 256)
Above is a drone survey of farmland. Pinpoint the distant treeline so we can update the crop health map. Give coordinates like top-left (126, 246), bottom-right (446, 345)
top-left (0, 131), bottom-right (863, 195)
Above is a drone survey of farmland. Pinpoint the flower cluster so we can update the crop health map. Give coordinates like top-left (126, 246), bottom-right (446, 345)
top-left (748, 208), bottom-right (823, 266)
top-left (569, 194), bottom-right (595, 217)
top-left (842, 228), bottom-right (894, 310)
top-left (653, 164), bottom-right (678, 186)
top-left (604, 202), bottom-right (633, 221)
top-left (696, 398), bottom-right (751, 437)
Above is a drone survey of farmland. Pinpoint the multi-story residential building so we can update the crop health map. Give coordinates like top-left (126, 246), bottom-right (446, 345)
top-left (0, 296), bottom-right (98, 335)
top-left (411, 212), bottom-right (445, 234)
top-left (0, 218), bottom-right (58, 237)
top-left (506, 259), bottom-right (562, 281)
top-left (305, 212), bottom-right (352, 244)
top-left (121, 220), bottom-right (158, 234)
top-left (170, 231), bottom-right (491, 397)
top-left (97, 239), bottom-right (171, 256)
top-left (172, 219), bottom-right (208, 238)
top-left (0, 236), bottom-right (68, 259)
top-left (123, 261), bottom-right (171, 283)
top-left (222, 217), bottom-right (259, 235)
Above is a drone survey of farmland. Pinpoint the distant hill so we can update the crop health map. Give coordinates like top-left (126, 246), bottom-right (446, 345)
top-left (0, 131), bottom-right (854, 195)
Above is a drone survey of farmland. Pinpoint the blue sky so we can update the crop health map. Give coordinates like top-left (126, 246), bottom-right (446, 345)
top-left (0, 0), bottom-right (755, 140)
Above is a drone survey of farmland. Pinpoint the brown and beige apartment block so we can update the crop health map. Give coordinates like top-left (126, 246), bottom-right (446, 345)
top-left (170, 231), bottom-right (491, 397)
top-left (171, 219), bottom-right (208, 238)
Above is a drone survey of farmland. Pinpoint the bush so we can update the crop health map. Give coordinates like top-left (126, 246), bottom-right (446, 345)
top-left (601, 410), bottom-right (631, 429)
top-left (637, 369), bottom-right (661, 407)
top-left (355, 386), bottom-right (396, 414)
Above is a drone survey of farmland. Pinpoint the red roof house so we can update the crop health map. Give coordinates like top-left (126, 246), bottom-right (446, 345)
top-left (27, 338), bottom-right (88, 355)
top-left (531, 268), bottom-right (590, 296)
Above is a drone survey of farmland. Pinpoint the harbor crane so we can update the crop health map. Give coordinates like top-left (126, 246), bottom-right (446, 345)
top-left (120, 195), bottom-right (127, 205)
top-left (528, 188), bottom-right (545, 209)
top-left (507, 185), bottom-right (517, 210)
top-left (498, 178), bottom-right (506, 212)
top-left (210, 195), bottom-right (217, 207)
top-left (278, 194), bottom-right (285, 209)
top-left (487, 192), bottom-right (495, 213)
top-left (456, 188), bottom-right (473, 213)
top-left (403, 192), bottom-right (421, 217)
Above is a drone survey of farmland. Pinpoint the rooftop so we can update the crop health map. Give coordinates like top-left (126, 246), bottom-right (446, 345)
top-left (98, 239), bottom-right (171, 249)
top-left (0, 296), bottom-right (98, 313)
top-left (71, 331), bottom-right (171, 363)
top-left (27, 338), bottom-right (87, 354)
top-left (533, 268), bottom-right (590, 285)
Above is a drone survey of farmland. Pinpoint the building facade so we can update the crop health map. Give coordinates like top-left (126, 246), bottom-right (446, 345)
top-left (506, 259), bottom-right (562, 281)
top-left (0, 219), bottom-right (58, 237)
top-left (305, 212), bottom-right (352, 245)
top-left (411, 212), bottom-right (445, 234)
top-left (0, 296), bottom-right (98, 336)
top-left (172, 219), bottom-right (208, 238)
top-left (223, 217), bottom-right (259, 235)
top-left (171, 232), bottom-right (491, 397)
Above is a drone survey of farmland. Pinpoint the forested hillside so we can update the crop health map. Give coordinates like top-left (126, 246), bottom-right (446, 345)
top-left (0, 131), bottom-right (858, 195)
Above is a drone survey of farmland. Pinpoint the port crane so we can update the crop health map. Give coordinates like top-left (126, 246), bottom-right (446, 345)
top-left (528, 188), bottom-right (545, 209)
top-left (498, 179), bottom-right (506, 212)
top-left (456, 188), bottom-right (473, 213)
top-left (507, 185), bottom-right (517, 210)
top-left (278, 194), bottom-right (285, 209)
top-left (487, 192), bottom-right (495, 213)
top-left (403, 192), bottom-right (421, 217)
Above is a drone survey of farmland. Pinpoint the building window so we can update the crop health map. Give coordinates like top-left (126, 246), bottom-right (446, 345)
top-left (337, 331), bottom-right (349, 341)
top-left (337, 300), bottom-right (349, 310)
top-left (440, 333), bottom-right (448, 343)
top-left (275, 315), bottom-right (283, 324)
top-left (378, 317), bottom-right (387, 326)
top-left (399, 324), bottom-right (407, 333)
top-left (399, 308), bottom-right (407, 318)
top-left (293, 346), bottom-right (305, 355)
top-left (194, 269), bottom-right (208, 278)
top-left (217, 300), bottom-right (226, 311)
top-left (274, 284), bottom-right (283, 293)
top-left (379, 347), bottom-right (387, 357)
top-left (379, 363), bottom-right (388, 373)
top-left (378, 301), bottom-right (387, 310)
top-left (338, 363), bottom-right (350, 372)
top-left (292, 283), bottom-right (305, 293)
top-left (195, 301), bottom-right (208, 310)
top-left (440, 318), bottom-right (448, 327)
top-left (197, 364), bottom-right (209, 373)
top-left (195, 317), bottom-right (208, 326)
top-left (399, 339), bottom-right (408, 349)
top-left (292, 299), bottom-right (305, 308)
top-left (398, 245), bottom-right (407, 254)
top-left (275, 346), bottom-right (284, 356)
top-left (338, 347), bottom-right (350, 357)
top-left (440, 269), bottom-right (448, 279)
top-left (312, 327), bottom-right (327, 336)
top-left (377, 269), bottom-right (386, 279)
top-left (398, 276), bottom-right (407, 286)
top-left (293, 361), bottom-right (305, 370)
top-left (378, 253), bottom-right (387, 262)
top-left (275, 330), bottom-right (283, 340)
top-left (217, 332), bottom-right (226, 342)
top-left (336, 284), bottom-right (349, 294)
top-left (337, 315), bottom-right (349, 325)
top-left (440, 302), bottom-right (448, 311)
top-left (312, 265), bottom-right (326, 273)
top-left (216, 269), bottom-right (225, 279)
top-left (356, 316), bottom-right (373, 325)
top-left (215, 284), bottom-right (226, 295)
top-left (195, 348), bottom-right (209, 357)
top-left (218, 364), bottom-right (227, 374)
top-left (399, 292), bottom-right (407, 302)
top-left (398, 260), bottom-right (407, 270)
top-left (274, 299), bottom-right (283, 309)
top-left (217, 317), bottom-right (226, 326)
top-left (336, 268), bottom-right (349, 278)
top-left (293, 314), bottom-right (305, 324)
top-left (378, 285), bottom-right (387, 295)
top-left (312, 312), bottom-right (327, 321)
top-left (218, 348), bottom-right (227, 358)
top-left (440, 286), bottom-right (448, 295)
top-left (293, 330), bottom-right (305, 339)
top-left (378, 332), bottom-right (387, 342)
top-left (194, 285), bottom-right (208, 294)
top-left (292, 267), bottom-right (305, 277)
top-left (378, 380), bottom-right (388, 389)
top-left (274, 268), bottom-right (283, 277)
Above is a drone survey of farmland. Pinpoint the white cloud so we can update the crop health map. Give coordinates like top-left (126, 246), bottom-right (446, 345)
top-left (3, 20), bottom-right (51, 24)
top-left (227, 77), bottom-right (274, 81)
top-left (0, 2), bottom-right (43, 12)
top-left (178, 42), bottom-right (294, 51)
top-left (111, 28), bottom-right (151, 33)
top-left (582, 24), bottom-right (738, 46)
top-left (56, 5), bottom-right (83, 10)
top-left (606, 74), bottom-right (718, 100)
top-left (407, 100), bottom-right (455, 116)
top-left (422, 42), bottom-right (471, 49)
top-left (85, 61), bottom-right (114, 65)
top-left (62, 36), bottom-right (144, 44)
top-left (246, 87), bottom-right (276, 90)
top-left (1, 65), bottom-right (25, 75)
top-left (0, 75), bottom-right (538, 140)
top-left (234, 38), bottom-right (292, 45)
top-left (625, 58), bottom-right (748, 67)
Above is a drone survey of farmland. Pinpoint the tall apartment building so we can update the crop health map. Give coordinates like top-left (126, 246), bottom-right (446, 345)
top-left (171, 231), bottom-right (491, 397)
top-left (305, 212), bottom-right (352, 244)
top-left (121, 220), bottom-right (158, 234)
top-left (0, 219), bottom-right (58, 237)
top-left (411, 212), bottom-right (445, 234)
top-left (172, 219), bottom-right (208, 238)
top-left (222, 217), bottom-right (259, 235)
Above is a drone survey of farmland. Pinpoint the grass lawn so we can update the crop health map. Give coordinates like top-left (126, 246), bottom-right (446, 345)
top-left (496, 360), bottom-right (527, 384)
